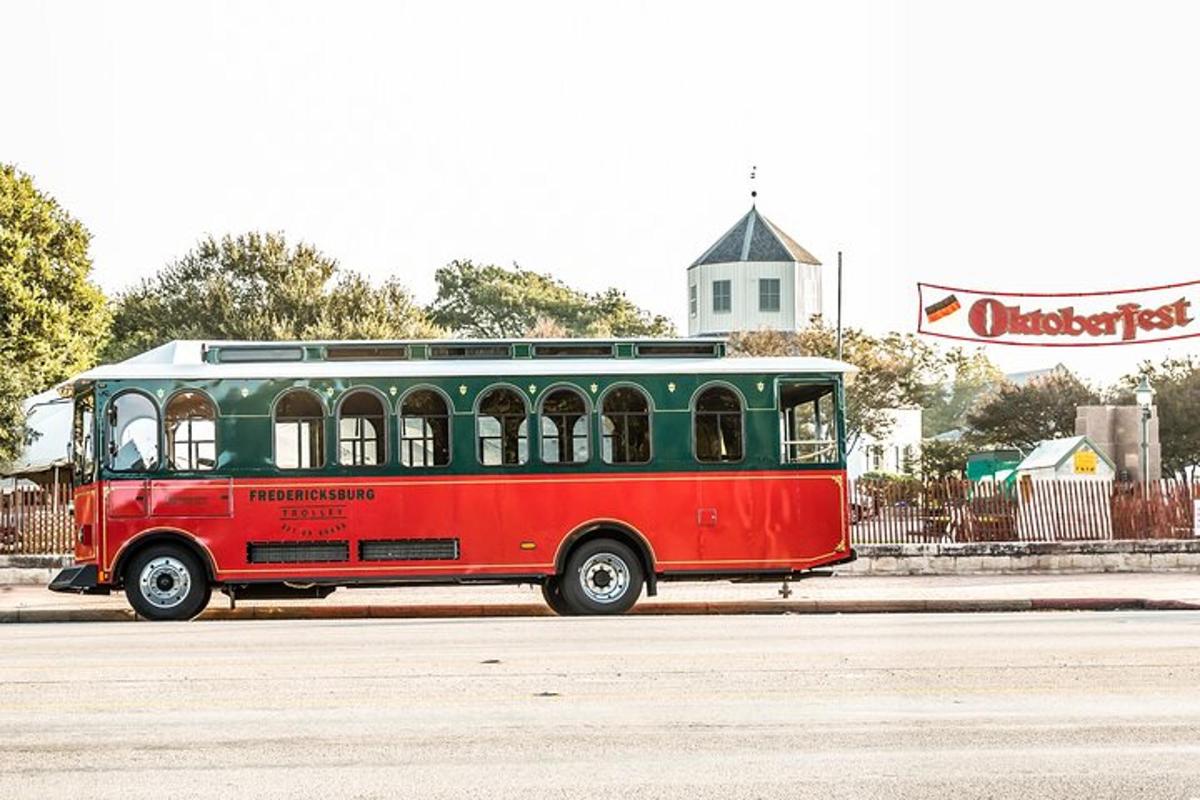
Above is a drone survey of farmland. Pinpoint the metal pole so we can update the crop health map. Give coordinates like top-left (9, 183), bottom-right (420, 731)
top-left (836, 250), bottom-right (843, 361)
top-left (1141, 407), bottom-right (1150, 494)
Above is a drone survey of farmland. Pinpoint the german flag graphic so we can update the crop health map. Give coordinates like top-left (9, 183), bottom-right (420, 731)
top-left (924, 294), bottom-right (960, 323)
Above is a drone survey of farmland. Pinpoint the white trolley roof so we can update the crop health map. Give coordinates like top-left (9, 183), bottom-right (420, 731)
top-left (73, 339), bottom-right (857, 382)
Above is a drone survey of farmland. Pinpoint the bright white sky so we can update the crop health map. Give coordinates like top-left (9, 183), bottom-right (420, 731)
top-left (5, 1), bottom-right (1200, 385)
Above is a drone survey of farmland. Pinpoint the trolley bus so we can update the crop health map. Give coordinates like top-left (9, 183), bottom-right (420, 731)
top-left (50, 338), bottom-right (856, 620)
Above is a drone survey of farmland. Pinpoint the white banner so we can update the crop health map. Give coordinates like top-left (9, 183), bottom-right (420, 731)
top-left (917, 280), bottom-right (1200, 347)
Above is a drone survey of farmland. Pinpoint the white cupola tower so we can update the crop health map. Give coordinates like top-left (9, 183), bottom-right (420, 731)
top-left (686, 206), bottom-right (822, 336)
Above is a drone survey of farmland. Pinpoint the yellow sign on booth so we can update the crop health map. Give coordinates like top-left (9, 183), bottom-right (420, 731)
top-left (1073, 449), bottom-right (1098, 475)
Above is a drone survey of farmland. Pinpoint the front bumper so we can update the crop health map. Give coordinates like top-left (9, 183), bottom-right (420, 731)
top-left (48, 563), bottom-right (109, 595)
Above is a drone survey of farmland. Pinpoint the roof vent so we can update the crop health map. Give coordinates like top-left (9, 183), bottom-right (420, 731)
top-left (215, 346), bottom-right (305, 364)
top-left (326, 345), bottom-right (410, 361)
top-left (532, 343), bottom-right (615, 358)
top-left (429, 344), bottom-right (511, 360)
top-left (635, 342), bottom-right (721, 358)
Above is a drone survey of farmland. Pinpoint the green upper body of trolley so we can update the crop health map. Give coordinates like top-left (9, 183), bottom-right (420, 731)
top-left (67, 338), bottom-right (854, 484)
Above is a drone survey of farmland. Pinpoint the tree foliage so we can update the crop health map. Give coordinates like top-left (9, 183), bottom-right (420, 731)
top-left (104, 233), bottom-right (439, 362)
top-left (921, 348), bottom-right (1003, 438)
top-left (919, 438), bottom-right (972, 479)
top-left (1114, 358), bottom-right (1200, 479)
top-left (728, 323), bottom-right (942, 448)
top-left (0, 164), bottom-right (110, 465)
top-left (428, 259), bottom-right (674, 338)
top-left (965, 371), bottom-right (1098, 452)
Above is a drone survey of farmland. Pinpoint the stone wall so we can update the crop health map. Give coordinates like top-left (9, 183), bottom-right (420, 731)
top-left (0, 555), bottom-right (72, 586)
top-left (842, 540), bottom-right (1200, 575)
top-left (1076, 404), bottom-right (1160, 481)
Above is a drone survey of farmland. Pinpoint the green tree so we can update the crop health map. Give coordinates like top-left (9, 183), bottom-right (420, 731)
top-left (0, 164), bottom-right (110, 465)
top-left (966, 371), bottom-right (1098, 451)
top-left (728, 324), bottom-right (942, 449)
top-left (104, 233), bottom-right (439, 362)
top-left (922, 348), bottom-right (1003, 438)
top-left (919, 438), bottom-right (972, 478)
top-left (428, 259), bottom-right (674, 338)
top-left (312, 272), bottom-right (442, 341)
top-left (1114, 358), bottom-right (1200, 480)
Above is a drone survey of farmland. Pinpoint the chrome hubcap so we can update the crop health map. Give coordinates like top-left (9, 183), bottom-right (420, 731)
top-left (139, 556), bottom-right (191, 609)
top-left (579, 553), bottom-right (630, 604)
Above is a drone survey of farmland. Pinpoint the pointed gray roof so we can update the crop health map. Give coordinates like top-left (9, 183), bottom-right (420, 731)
top-left (690, 206), bottom-right (821, 268)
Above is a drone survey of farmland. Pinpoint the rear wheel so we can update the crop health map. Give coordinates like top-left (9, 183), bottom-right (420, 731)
top-left (540, 577), bottom-right (574, 616)
top-left (124, 544), bottom-right (211, 621)
top-left (559, 538), bottom-right (644, 615)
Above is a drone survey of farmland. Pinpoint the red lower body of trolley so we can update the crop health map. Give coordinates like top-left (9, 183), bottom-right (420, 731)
top-left (52, 469), bottom-right (854, 618)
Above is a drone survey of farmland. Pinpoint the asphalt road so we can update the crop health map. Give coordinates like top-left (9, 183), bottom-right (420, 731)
top-left (2, 611), bottom-right (1199, 799)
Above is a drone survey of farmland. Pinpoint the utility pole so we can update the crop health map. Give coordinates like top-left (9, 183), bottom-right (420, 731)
top-left (836, 251), bottom-right (843, 361)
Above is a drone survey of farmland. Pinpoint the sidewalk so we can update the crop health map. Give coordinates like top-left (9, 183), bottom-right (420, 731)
top-left (2, 573), bottom-right (1198, 622)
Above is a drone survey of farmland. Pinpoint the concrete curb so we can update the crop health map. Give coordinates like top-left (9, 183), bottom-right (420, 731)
top-left (3, 597), bottom-right (1198, 623)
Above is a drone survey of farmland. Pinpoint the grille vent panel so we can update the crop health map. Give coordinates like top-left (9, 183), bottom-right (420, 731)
top-left (360, 538), bottom-right (460, 562)
top-left (248, 541), bottom-right (350, 564)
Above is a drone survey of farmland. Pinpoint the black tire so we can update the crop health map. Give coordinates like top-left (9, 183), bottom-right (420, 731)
top-left (124, 544), bottom-right (212, 621)
top-left (540, 577), bottom-right (575, 616)
top-left (559, 538), bottom-right (644, 616)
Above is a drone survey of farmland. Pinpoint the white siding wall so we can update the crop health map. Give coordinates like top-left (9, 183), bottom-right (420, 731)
top-left (688, 261), bottom-right (806, 336)
top-left (794, 263), bottom-right (823, 326)
top-left (847, 408), bottom-right (923, 478)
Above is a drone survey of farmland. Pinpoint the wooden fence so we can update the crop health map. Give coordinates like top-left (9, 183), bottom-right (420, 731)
top-left (850, 477), bottom-right (1200, 544)
top-left (0, 483), bottom-right (74, 555)
top-left (2, 476), bottom-right (1198, 555)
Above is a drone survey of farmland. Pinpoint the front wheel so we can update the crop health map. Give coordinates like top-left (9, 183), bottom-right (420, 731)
top-left (124, 545), bottom-right (212, 621)
top-left (559, 538), bottom-right (644, 615)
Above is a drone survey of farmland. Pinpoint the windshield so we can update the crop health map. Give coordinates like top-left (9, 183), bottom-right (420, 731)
top-left (72, 390), bottom-right (96, 484)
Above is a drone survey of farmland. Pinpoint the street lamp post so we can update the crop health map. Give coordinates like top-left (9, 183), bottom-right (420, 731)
top-left (1135, 376), bottom-right (1155, 494)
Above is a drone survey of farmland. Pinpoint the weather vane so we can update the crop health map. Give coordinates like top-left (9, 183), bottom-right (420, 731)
top-left (750, 165), bottom-right (757, 201)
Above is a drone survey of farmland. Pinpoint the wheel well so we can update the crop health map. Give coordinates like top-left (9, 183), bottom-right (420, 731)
top-left (112, 532), bottom-right (216, 587)
top-left (556, 524), bottom-right (657, 596)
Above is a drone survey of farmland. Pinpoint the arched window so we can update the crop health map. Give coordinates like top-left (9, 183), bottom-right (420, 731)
top-left (106, 392), bottom-right (160, 472)
top-left (165, 391), bottom-right (217, 471)
top-left (601, 386), bottom-right (651, 464)
top-left (338, 390), bottom-right (386, 466)
top-left (400, 388), bottom-right (451, 467)
top-left (273, 390), bottom-right (325, 469)
top-left (540, 388), bottom-right (589, 464)
top-left (693, 385), bottom-right (744, 462)
top-left (477, 387), bottom-right (528, 466)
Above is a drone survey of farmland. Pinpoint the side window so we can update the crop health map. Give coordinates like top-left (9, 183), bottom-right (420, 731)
top-left (477, 387), bottom-right (528, 466)
top-left (759, 278), bottom-right (781, 312)
top-left (274, 390), bottom-right (325, 469)
top-left (106, 392), bottom-right (160, 472)
top-left (601, 386), bottom-right (651, 464)
top-left (694, 385), bottom-right (744, 462)
top-left (779, 382), bottom-right (839, 464)
top-left (400, 388), bottom-right (451, 467)
top-left (338, 390), bottom-right (386, 467)
top-left (712, 279), bottom-right (731, 313)
top-left (72, 391), bottom-right (96, 484)
top-left (689, 284), bottom-right (698, 316)
top-left (540, 388), bottom-right (589, 464)
top-left (165, 391), bottom-right (217, 471)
